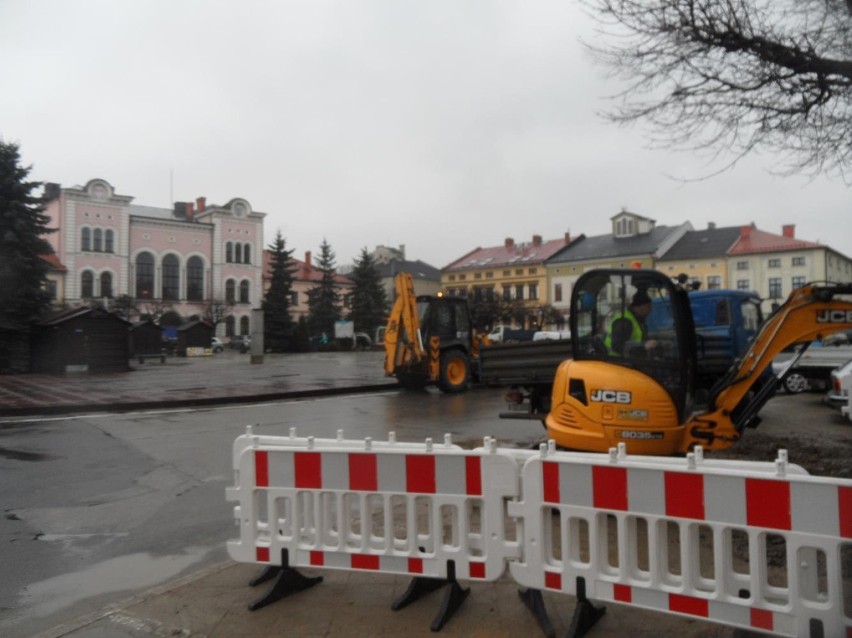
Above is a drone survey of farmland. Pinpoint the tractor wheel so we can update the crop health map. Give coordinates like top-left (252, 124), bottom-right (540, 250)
top-left (438, 351), bottom-right (471, 393)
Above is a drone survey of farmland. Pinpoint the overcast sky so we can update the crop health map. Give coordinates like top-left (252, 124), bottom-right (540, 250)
top-left (2, 0), bottom-right (849, 269)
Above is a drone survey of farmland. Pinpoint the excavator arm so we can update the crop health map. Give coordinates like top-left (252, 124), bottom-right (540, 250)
top-left (686, 281), bottom-right (852, 450)
top-left (383, 272), bottom-right (425, 376)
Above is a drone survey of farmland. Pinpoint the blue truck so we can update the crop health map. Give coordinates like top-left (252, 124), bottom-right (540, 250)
top-left (482, 288), bottom-right (767, 419)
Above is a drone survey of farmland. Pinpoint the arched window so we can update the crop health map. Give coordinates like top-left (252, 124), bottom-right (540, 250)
top-left (186, 256), bottom-right (204, 301)
top-left (225, 316), bottom-right (235, 337)
top-left (81, 271), bottom-right (94, 298)
top-left (225, 242), bottom-right (233, 263)
top-left (81, 228), bottom-right (91, 251)
top-left (239, 280), bottom-right (250, 304)
top-left (93, 228), bottom-right (103, 252)
top-left (225, 279), bottom-right (236, 304)
top-left (100, 272), bottom-right (113, 298)
top-left (235, 243), bottom-right (243, 264)
top-left (135, 252), bottom-right (155, 299)
top-left (240, 316), bottom-right (250, 335)
top-left (243, 244), bottom-right (251, 264)
top-left (105, 229), bottom-right (114, 253)
top-left (162, 254), bottom-right (180, 301)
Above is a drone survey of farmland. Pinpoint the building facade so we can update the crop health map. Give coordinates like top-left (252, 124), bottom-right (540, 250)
top-left (43, 178), bottom-right (265, 337)
top-left (726, 224), bottom-right (852, 313)
top-left (545, 212), bottom-right (692, 316)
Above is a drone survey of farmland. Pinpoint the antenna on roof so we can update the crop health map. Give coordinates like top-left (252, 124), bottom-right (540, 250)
top-left (169, 168), bottom-right (174, 203)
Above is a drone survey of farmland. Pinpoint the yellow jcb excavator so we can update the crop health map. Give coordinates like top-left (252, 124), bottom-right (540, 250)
top-left (383, 272), bottom-right (487, 393)
top-left (547, 268), bottom-right (852, 454)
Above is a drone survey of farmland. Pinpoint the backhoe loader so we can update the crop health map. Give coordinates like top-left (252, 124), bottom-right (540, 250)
top-left (383, 272), bottom-right (486, 393)
top-left (546, 268), bottom-right (852, 454)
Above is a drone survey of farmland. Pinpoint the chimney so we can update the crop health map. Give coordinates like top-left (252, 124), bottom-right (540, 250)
top-left (532, 235), bottom-right (542, 246)
top-left (305, 251), bottom-right (312, 267)
top-left (564, 232), bottom-right (571, 244)
top-left (505, 238), bottom-right (514, 249)
top-left (196, 197), bottom-right (206, 213)
top-left (740, 225), bottom-right (751, 238)
top-left (185, 202), bottom-right (195, 221)
top-left (782, 224), bottom-right (795, 238)
top-left (708, 222), bottom-right (716, 230)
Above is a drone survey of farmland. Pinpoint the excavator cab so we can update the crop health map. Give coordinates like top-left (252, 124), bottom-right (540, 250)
top-left (546, 269), bottom-right (697, 453)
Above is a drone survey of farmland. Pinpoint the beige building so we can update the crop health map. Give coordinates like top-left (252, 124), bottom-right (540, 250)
top-left (656, 223), bottom-right (743, 290)
top-left (442, 234), bottom-right (574, 328)
top-left (726, 224), bottom-right (852, 313)
top-left (545, 211), bottom-right (691, 316)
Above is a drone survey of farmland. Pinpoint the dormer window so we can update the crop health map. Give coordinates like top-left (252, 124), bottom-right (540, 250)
top-left (615, 216), bottom-right (635, 237)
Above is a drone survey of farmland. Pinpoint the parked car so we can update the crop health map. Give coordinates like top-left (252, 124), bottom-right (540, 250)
top-left (228, 335), bottom-right (251, 353)
top-left (772, 338), bottom-right (852, 394)
top-left (211, 337), bottom-right (224, 354)
top-left (826, 358), bottom-right (852, 408)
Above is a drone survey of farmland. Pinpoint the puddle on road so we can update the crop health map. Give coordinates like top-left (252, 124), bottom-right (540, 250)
top-left (17, 545), bottom-right (213, 618)
top-left (0, 446), bottom-right (54, 462)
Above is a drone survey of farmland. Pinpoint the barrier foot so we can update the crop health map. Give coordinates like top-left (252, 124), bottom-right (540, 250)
top-left (565, 577), bottom-right (605, 638)
top-left (391, 561), bottom-right (470, 632)
top-left (518, 588), bottom-right (556, 638)
top-left (248, 550), bottom-right (323, 612)
top-left (248, 565), bottom-right (281, 587)
top-left (391, 576), bottom-right (447, 611)
top-left (431, 577), bottom-right (469, 632)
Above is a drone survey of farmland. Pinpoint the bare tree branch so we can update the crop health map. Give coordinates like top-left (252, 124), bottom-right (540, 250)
top-left (582, 0), bottom-right (852, 181)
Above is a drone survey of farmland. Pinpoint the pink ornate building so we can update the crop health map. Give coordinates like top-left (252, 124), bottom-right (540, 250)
top-left (43, 178), bottom-right (265, 337)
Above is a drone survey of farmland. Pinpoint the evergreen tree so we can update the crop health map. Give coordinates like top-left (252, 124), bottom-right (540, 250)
top-left (347, 247), bottom-right (388, 337)
top-left (0, 141), bottom-right (54, 372)
top-left (306, 239), bottom-right (341, 338)
top-left (262, 230), bottom-right (296, 352)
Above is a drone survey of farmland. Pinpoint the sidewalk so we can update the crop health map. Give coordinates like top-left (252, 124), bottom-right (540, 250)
top-left (5, 351), bottom-right (734, 637)
top-left (0, 350), bottom-right (396, 416)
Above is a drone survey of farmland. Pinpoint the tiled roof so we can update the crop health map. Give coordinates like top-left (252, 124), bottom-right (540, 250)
top-left (39, 252), bottom-right (67, 272)
top-left (262, 250), bottom-right (352, 286)
top-left (659, 226), bottom-right (742, 261)
top-left (547, 226), bottom-right (680, 263)
top-left (444, 236), bottom-right (572, 272)
top-left (376, 259), bottom-right (441, 281)
top-left (728, 226), bottom-right (823, 255)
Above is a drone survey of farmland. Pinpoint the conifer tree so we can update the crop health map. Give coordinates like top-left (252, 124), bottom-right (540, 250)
top-left (347, 247), bottom-right (388, 337)
top-left (306, 239), bottom-right (341, 339)
top-left (0, 141), bottom-right (54, 372)
top-left (263, 230), bottom-right (296, 352)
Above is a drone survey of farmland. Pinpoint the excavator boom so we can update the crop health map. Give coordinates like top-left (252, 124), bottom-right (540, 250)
top-left (689, 282), bottom-right (852, 449)
top-left (383, 272), bottom-right (423, 376)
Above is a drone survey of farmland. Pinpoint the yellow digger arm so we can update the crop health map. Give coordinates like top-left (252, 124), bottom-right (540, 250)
top-left (383, 273), bottom-right (424, 376)
top-left (689, 281), bottom-right (852, 449)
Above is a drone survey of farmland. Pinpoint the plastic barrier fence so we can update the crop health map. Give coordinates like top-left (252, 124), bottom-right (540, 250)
top-left (509, 443), bottom-right (851, 638)
top-left (227, 429), bottom-right (521, 584)
top-left (227, 430), bottom-right (852, 637)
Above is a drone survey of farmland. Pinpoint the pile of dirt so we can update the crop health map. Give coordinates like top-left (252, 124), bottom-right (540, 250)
top-left (711, 430), bottom-right (852, 478)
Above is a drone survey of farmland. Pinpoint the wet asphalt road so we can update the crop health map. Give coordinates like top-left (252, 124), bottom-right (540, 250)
top-left (0, 385), bottom-right (545, 638)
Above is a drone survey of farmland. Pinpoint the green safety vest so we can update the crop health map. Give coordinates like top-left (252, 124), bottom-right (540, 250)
top-left (604, 309), bottom-right (643, 355)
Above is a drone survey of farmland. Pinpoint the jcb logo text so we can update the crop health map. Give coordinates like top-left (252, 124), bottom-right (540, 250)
top-left (817, 310), bottom-right (852, 323)
top-left (590, 390), bottom-right (632, 404)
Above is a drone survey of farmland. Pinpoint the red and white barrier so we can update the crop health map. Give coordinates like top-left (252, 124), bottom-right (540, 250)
top-left (227, 431), bottom-right (852, 637)
top-left (508, 442), bottom-right (852, 637)
top-left (227, 429), bottom-right (521, 583)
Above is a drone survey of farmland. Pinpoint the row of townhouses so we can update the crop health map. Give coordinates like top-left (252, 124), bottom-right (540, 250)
top-left (440, 210), bottom-right (852, 321)
top-left (41, 179), bottom-right (851, 336)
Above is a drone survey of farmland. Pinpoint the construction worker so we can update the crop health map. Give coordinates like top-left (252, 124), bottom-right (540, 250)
top-left (605, 290), bottom-right (658, 356)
